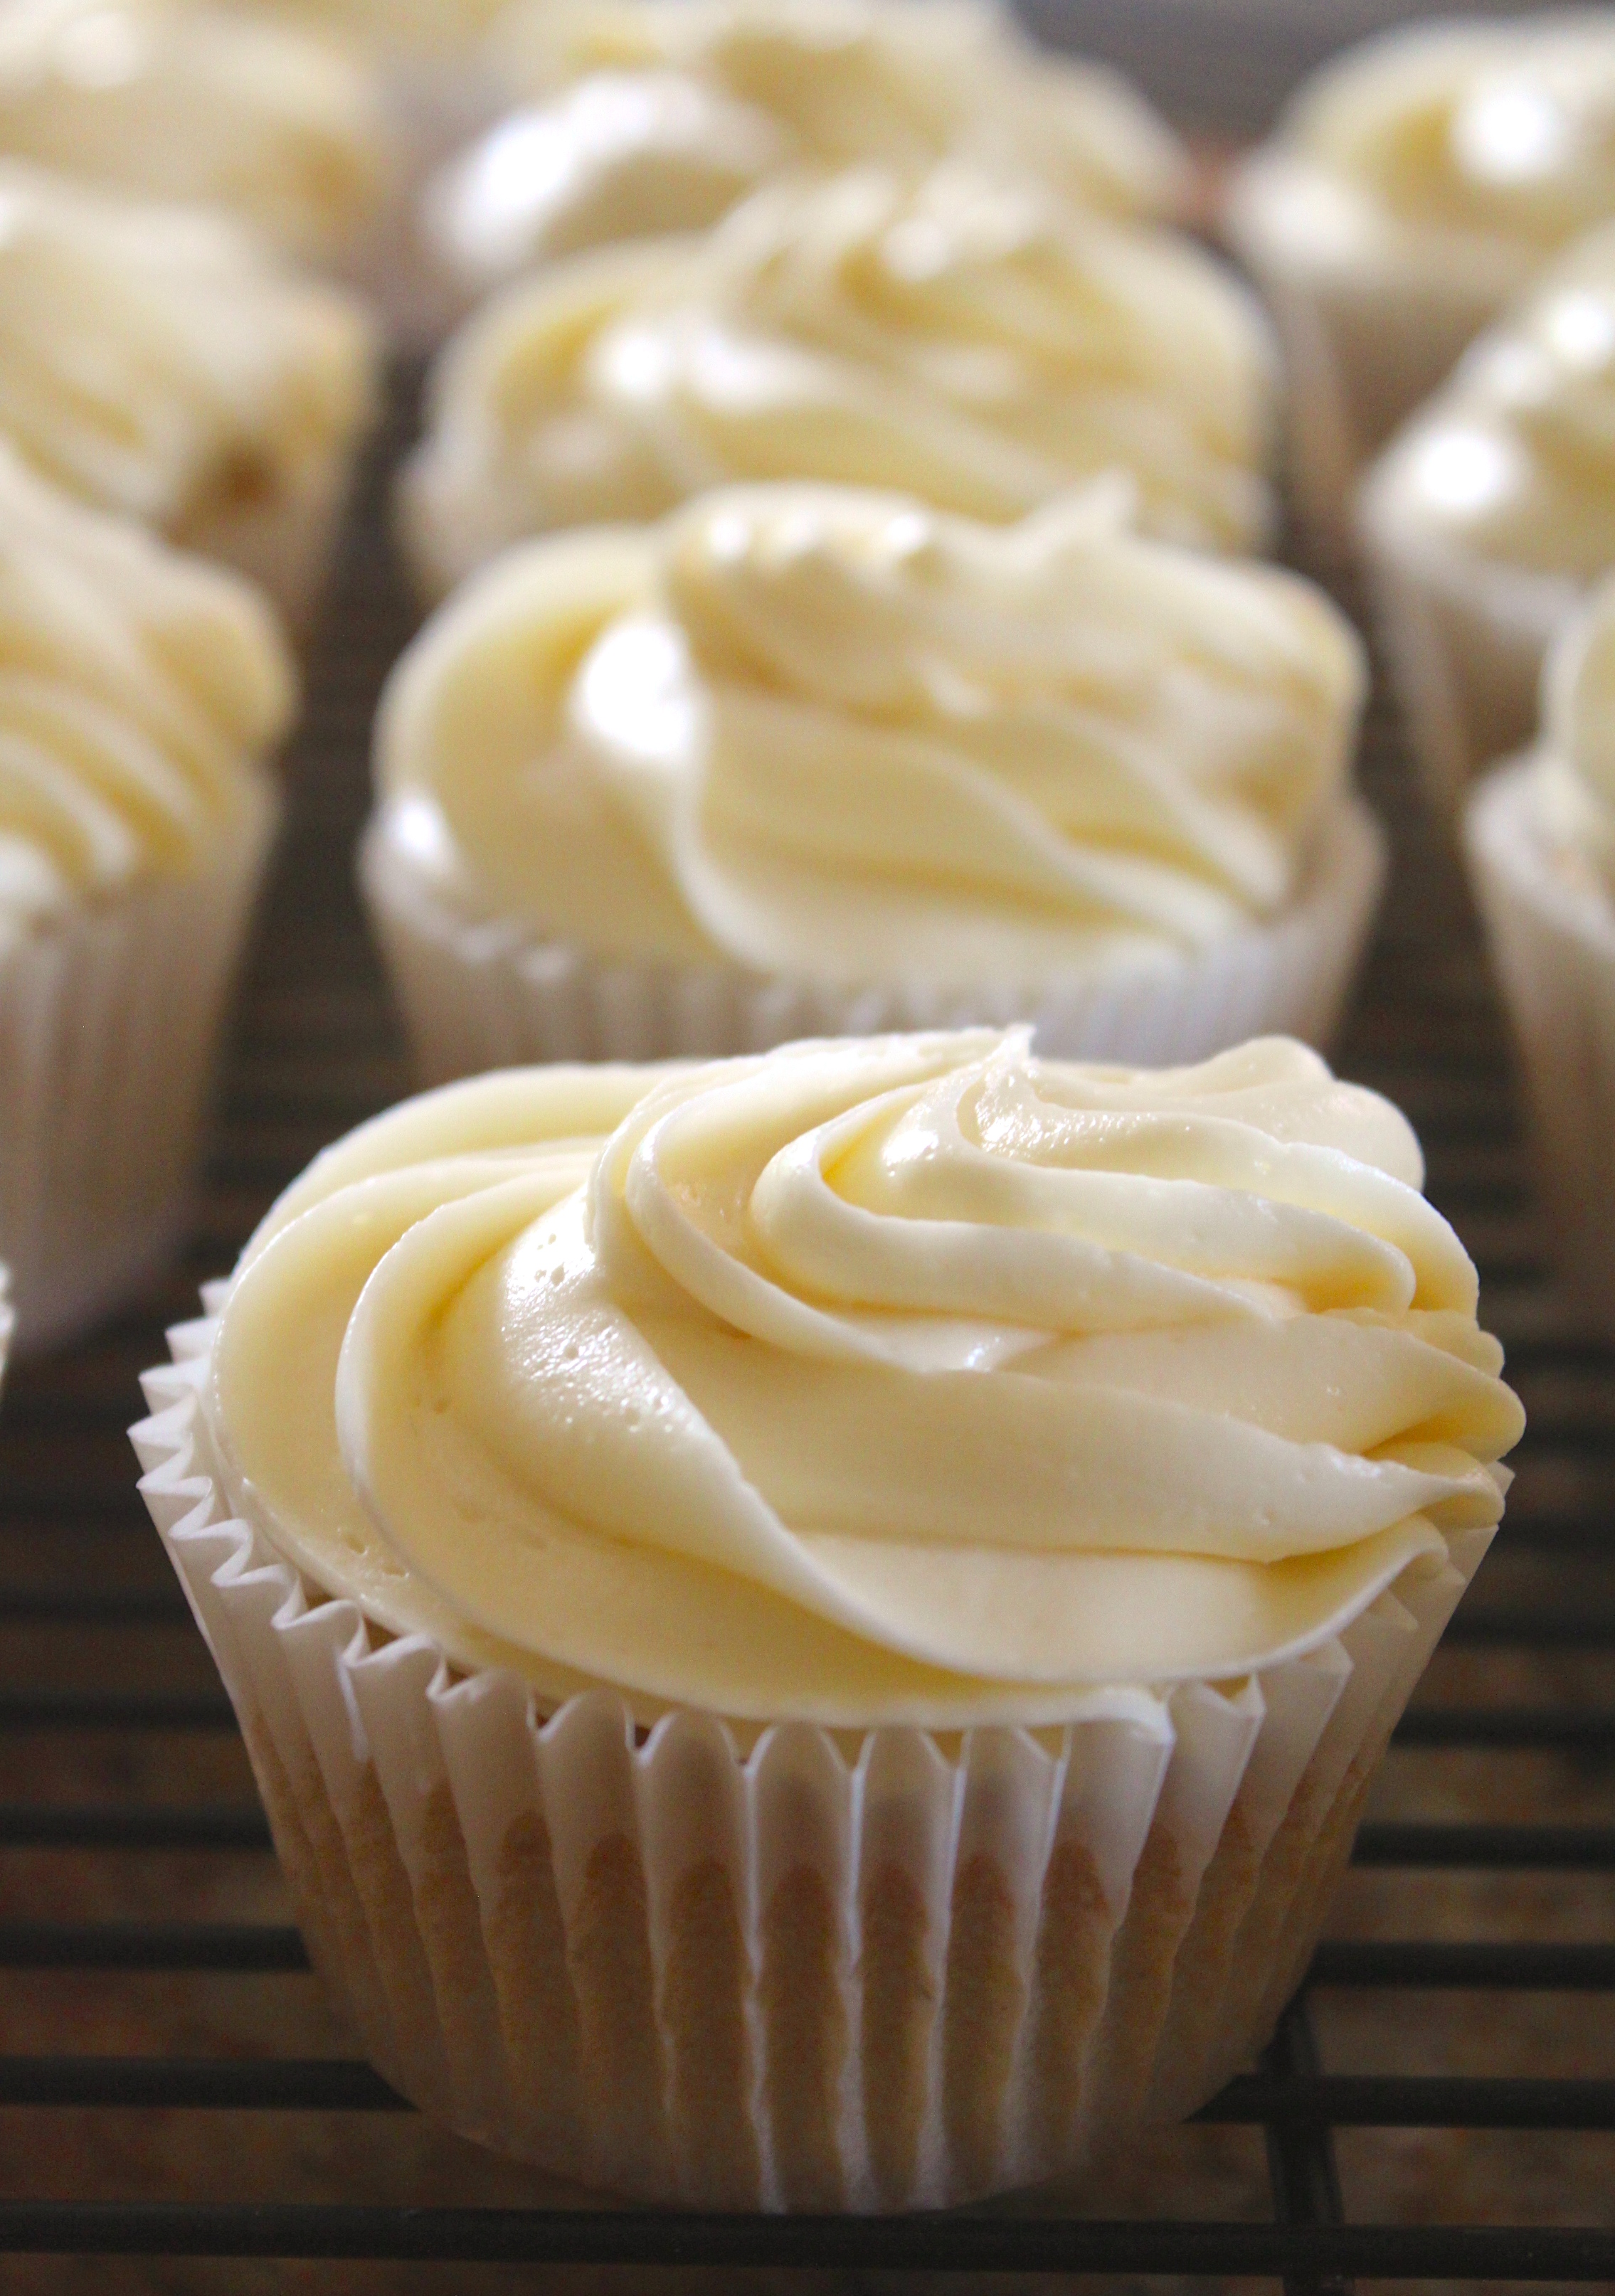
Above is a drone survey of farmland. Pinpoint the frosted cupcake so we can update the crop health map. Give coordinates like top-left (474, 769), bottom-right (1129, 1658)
top-left (1466, 572), bottom-right (1615, 1336)
top-left (0, 447), bottom-right (291, 1351)
top-left (133, 1027), bottom-right (1521, 2205)
top-left (1225, 12), bottom-right (1615, 539)
top-left (1359, 223), bottom-right (1615, 814)
top-left (427, 0), bottom-right (1187, 307)
top-left (366, 479), bottom-right (1380, 1080)
top-left (0, 164), bottom-right (379, 632)
top-left (401, 161), bottom-right (1277, 600)
top-left (0, 0), bottom-right (396, 280)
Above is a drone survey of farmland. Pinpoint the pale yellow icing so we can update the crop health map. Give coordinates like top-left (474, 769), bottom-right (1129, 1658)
top-left (1365, 222), bottom-right (1615, 580)
top-left (0, 0), bottom-right (393, 267)
top-left (403, 163), bottom-right (1276, 590)
top-left (379, 481), bottom-right (1361, 985)
top-left (0, 444), bottom-right (293, 939)
top-left (1259, 13), bottom-right (1615, 290)
top-left (206, 1031), bottom-right (1521, 1726)
top-left (0, 161), bottom-right (378, 541)
top-left (432, 0), bottom-right (1186, 289)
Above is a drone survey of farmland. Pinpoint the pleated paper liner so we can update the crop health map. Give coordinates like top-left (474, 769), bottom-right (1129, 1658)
top-left (1466, 755), bottom-right (1615, 1341)
top-left (0, 777), bottom-right (279, 1355)
top-left (360, 794), bottom-right (1386, 1083)
top-left (134, 1314), bottom-right (1487, 2211)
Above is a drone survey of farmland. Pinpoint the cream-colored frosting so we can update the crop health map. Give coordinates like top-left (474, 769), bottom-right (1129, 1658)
top-left (1252, 13), bottom-right (1615, 294)
top-left (238, 0), bottom-right (511, 54)
top-left (0, 443), bottom-right (293, 941)
top-left (380, 481), bottom-right (1361, 987)
top-left (405, 162), bottom-right (1276, 589)
top-left (206, 1029), bottom-right (1520, 1726)
top-left (0, 161), bottom-right (378, 543)
top-left (1363, 222), bottom-right (1615, 580)
top-left (0, 0), bottom-right (394, 267)
top-left (431, 0), bottom-right (1186, 290)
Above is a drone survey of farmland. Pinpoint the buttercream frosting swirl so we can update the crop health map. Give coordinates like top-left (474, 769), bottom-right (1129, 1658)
top-left (403, 162), bottom-right (1276, 592)
top-left (208, 1030), bottom-right (1521, 1726)
top-left (0, 161), bottom-right (378, 542)
top-left (1364, 222), bottom-right (1615, 579)
top-left (432, 0), bottom-right (1186, 289)
top-left (0, 443), bottom-right (294, 940)
top-left (1254, 14), bottom-right (1615, 292)
top-left (0, 0), bottom-right (393, 267)
top-left (380, 480), bottom-right (1362, 984)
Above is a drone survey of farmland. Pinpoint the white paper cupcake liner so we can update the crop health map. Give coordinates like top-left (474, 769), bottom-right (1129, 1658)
top-left (0, 780), bottom-right (279, 1356)
top-left (1224, 156), bottom-right (1508, 546)
top-left (361, 797), bottom-right (1386, 1084)
top-left (1357, 479), bottom-right (1574, 820)
top-left (1465, 755), bottom-right (1615, 1339)
top-left (132, 1312), bottom-right (1487, 2210)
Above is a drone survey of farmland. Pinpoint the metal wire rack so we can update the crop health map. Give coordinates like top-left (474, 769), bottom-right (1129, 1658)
top-left (1, 338), bottom-right (1614, 2284)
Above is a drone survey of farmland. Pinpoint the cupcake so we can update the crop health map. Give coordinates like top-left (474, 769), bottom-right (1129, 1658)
top-left (0, 445), bottom-right (291, 1352)
top-left (1466, 570), bottom-right (1615, 1337)
top-left (1358, 222), bottom-right (1615, 816)
top-left (401, 160), bottom-right (1278, 600)
top-left (0, 0), bottom-right (396, 282)
top-left (425, 0), bottom-right (1188, 310)
top-left (366, 479), bottom-right (1381, 1081)
top-left (1224, 12), bottom-right (1615, 541)
top-left (132, 1027), bottom-right (1521, 2206)
top-left (0, 161), bottom-right (379, 632)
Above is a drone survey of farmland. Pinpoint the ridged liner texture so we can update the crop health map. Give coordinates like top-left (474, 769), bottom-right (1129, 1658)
top-left (1466, 755), bottom-right (1615, 1340)
top-left (132, 1307), bottom-right (1488, 2211)
top-left (1358, 482), bottom-right (1574, 819)
top-left (360, 795), bottom-right (1386, 1083)
top-left (0, 779), bottom-right (279, 1355)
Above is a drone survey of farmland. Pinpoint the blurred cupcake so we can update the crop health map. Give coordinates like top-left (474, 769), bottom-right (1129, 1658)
top-left (402, 160), bottom-right (1277, 600)
top-left (0, 0), bottom-right (396, 281)
top-left (1466, 571), bottom-right (1615, 1336)
top-left (366, 479), bottom-right (1380, 1080)
top-left (0, 447), bottom-right (292, 1351)
top-left (1225, 12), bottom-right (1615, 539)
top-left (134, 1027), bottom-right (1520, 2206)
top-left (0, 162), bottom-right (379, 631)
top-left (1359, 223), bottom-right (1615, 815)
top-left (426, 0), bottom-right (1188, 311)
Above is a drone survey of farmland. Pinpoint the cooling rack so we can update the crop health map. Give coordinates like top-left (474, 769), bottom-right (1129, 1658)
top-left (1, 341), bottom-right (1614, 2286)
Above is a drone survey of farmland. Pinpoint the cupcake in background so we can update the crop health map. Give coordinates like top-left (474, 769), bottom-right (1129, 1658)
top-left (425, 0), bottom-right (1189, 312)
top-left (0, 446), bottom-right (292, 1352)
top-left (1225, 12), bottom-right (1615, 541)
top-left (1466, 571), bottom-right (1615, 1339)
top-left (133, 1027), bottom-right (1520, 2205)
top-left (0, 0), bottom-right (396, 282)
top-left (401, 161), bottom-right (1277, 600)
top-left (1359, 222), bottom-right (1615, 816)
top-left (0, 163), bottom-right (379, 632)
top-left (366, 477), bottom-right (1380, 1080)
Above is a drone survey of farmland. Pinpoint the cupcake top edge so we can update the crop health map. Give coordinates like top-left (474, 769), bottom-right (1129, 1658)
top-left (0, 0), bottom-right (396, 265)
top-left (403, 157), bottom-right (1277, 594)
top-left (433, 0), bottom-right (1187, 291)
top-left (0, 159), bottom-right (381, 539)
top-left (0, 443), bottom-right (295, 937)
top-left (376, 478), bottom-right (1364, 988)
top-left (203, 1028), bottom-right (1522, 1728)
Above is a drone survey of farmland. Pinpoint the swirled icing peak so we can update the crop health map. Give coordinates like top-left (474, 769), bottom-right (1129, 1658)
top-left (378, 480), bottom-right (1362, 984)
top-left (0, 0), bottom-right (393, 267)
top-left (0, 161), bottom-right (378, 540)
top-left (403, 162), bottom-right (1276, 591)
top-left (1265, 14), bottom-right (1615, 278)
top-left (433, 0), bottom-right (1186, 288)
top-left (208, 1031), bottom-right (1521, 1725)
top-left (0, 444), bottom-right (293, 939)
top-left (1363, 221), bottom-right (1615, 578)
